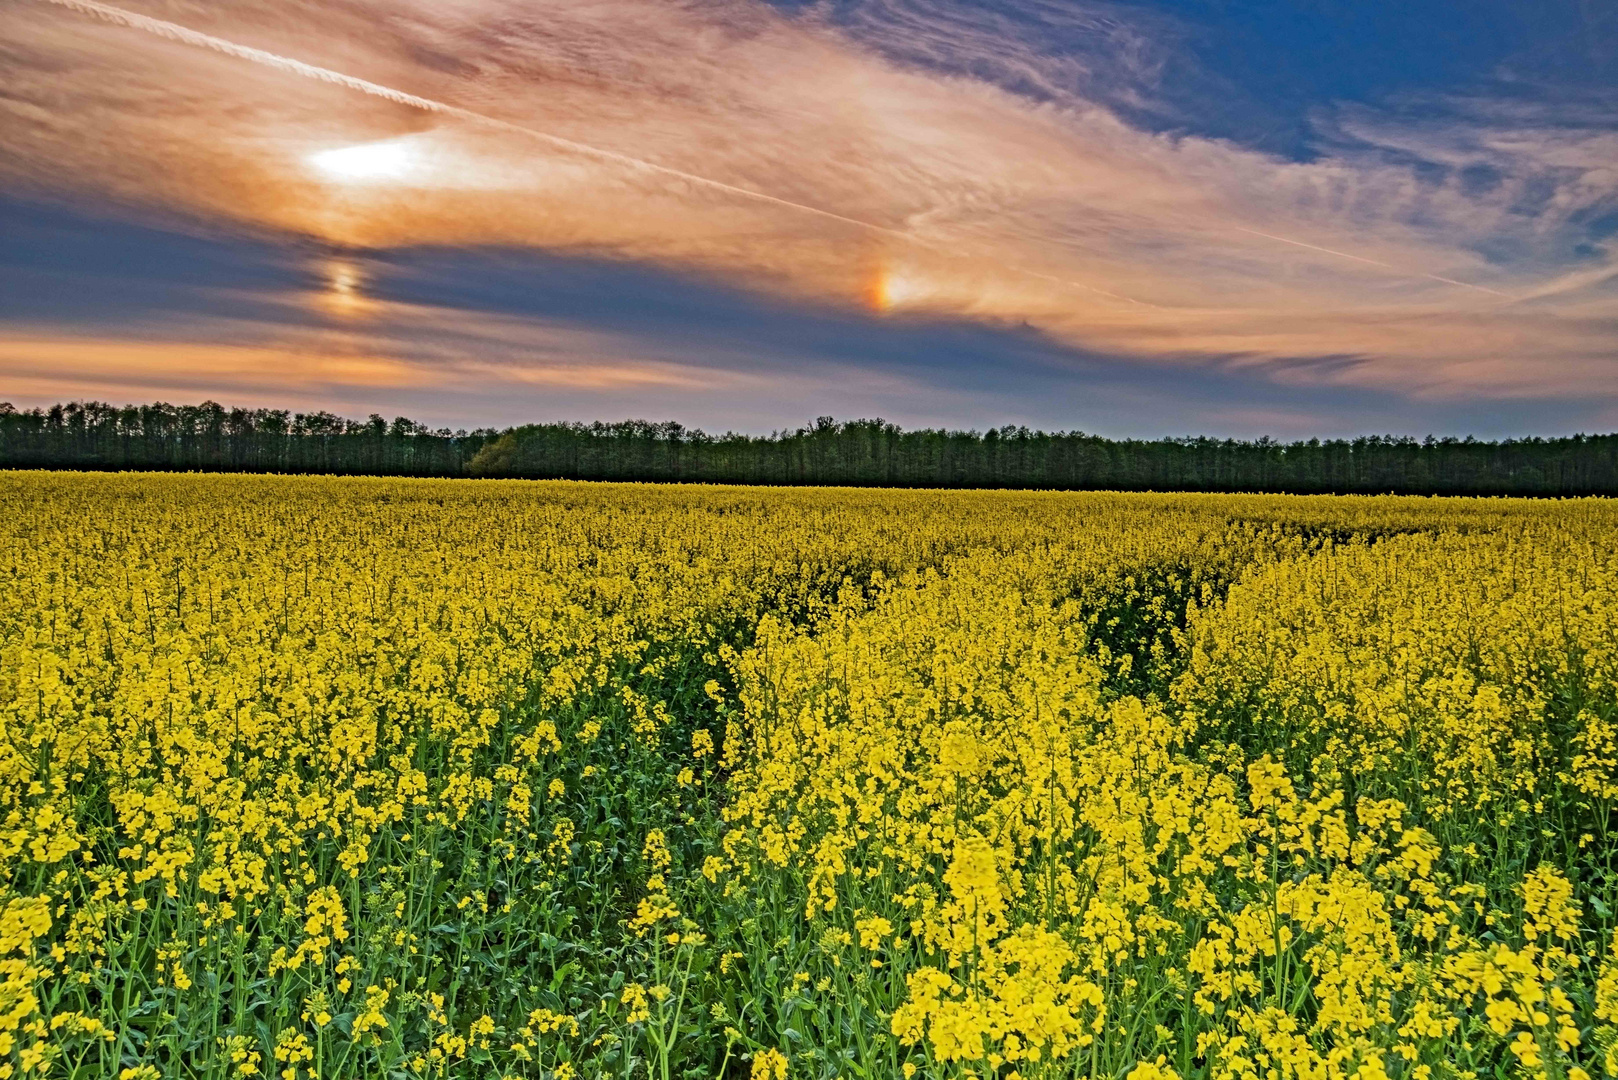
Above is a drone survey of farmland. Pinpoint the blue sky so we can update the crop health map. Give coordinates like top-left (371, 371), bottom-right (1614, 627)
top-left (2, 0), bottom-right (1614, 436)
top-left (791, 0), bottom-right (1616, 153)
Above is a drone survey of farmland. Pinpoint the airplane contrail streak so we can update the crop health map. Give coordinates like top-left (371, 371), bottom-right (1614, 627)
top-left (1497, 263), bottom-right (1618, 306)
top-left (1233, 227), bottom-right (1511, 298)
top-left (36, 0), bottom-right (907, 237)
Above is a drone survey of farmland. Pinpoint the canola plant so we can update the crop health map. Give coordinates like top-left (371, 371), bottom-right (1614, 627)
top-left (1, 472), bottom-right (1615, 1080)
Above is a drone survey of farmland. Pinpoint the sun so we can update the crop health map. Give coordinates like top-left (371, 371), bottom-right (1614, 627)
top-left (314, 258), bottom-right (376, 317)
top-left (866, 261), bottom-right (929, 313)
top-left (307, 138), bottom-right (422, 184)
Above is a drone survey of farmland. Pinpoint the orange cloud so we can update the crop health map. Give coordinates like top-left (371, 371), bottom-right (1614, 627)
top-left (0, 336), bottom-right (423, 392)
top-left (0, 303), bottom-right (757, 405)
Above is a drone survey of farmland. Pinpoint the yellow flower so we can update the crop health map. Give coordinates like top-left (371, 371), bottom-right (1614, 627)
top-left (619, 983), bottom-right (651, 1024)
top-left (751, 1047), bottom-right (788, 1080)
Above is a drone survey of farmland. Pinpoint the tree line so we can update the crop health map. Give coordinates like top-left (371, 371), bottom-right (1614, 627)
top-left (0, 400), bottom-right (495, 476)
top-left (5, 400), bottom-right (1618, 495)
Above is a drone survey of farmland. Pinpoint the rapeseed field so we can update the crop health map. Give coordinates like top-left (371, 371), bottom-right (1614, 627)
top-left (2, 472), bottom-right (1615, 1080)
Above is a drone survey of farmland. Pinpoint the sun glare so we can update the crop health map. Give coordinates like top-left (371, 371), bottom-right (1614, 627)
top-left (867, 264), bottom-right (929, 313)
top-left (308, 138), bottom-right (422, 184)
top-left (315, 258), bottom-right (376, 317)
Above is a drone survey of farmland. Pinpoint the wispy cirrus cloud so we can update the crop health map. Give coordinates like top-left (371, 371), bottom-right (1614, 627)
top-left (0, 0), bottom-right (1614, 415)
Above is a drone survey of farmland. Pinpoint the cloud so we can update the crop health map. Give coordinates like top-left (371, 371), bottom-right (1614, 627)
top-left (10, 229), bottom-right (1613, 441)
top-left (0, 294), bottom-right (759, 398)
top-left (0, 0), bottom-right (1615, 405)
top-left (0, 294), bottom-right (982, 433)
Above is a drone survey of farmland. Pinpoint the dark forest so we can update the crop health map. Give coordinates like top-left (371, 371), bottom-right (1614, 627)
top-left (6, 400), bottom-right (1618, 495)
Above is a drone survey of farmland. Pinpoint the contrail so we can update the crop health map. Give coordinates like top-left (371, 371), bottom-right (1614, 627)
top-left (1498, 262), bottom-right (1618, 306)
top-left (33, 0), bottom-right (1154, 308)
top-left (1233, 227), bottom-right (1511, 298)
top-left (36, 0), bottom-right (905, 237)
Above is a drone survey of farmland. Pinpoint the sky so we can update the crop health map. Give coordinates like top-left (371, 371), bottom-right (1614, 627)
top-left (1, 0), bottom-right (1615, 438)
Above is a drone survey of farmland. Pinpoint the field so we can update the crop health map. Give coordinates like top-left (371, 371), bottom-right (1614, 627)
top-left (2, 472), bottom-right (1617, 1080)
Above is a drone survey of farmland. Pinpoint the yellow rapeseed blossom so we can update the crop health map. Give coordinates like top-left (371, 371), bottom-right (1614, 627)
top-left (3, 472), bottom-right (1615, 1078)
top-left (750, 1047), bottom-right (788, 1080)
